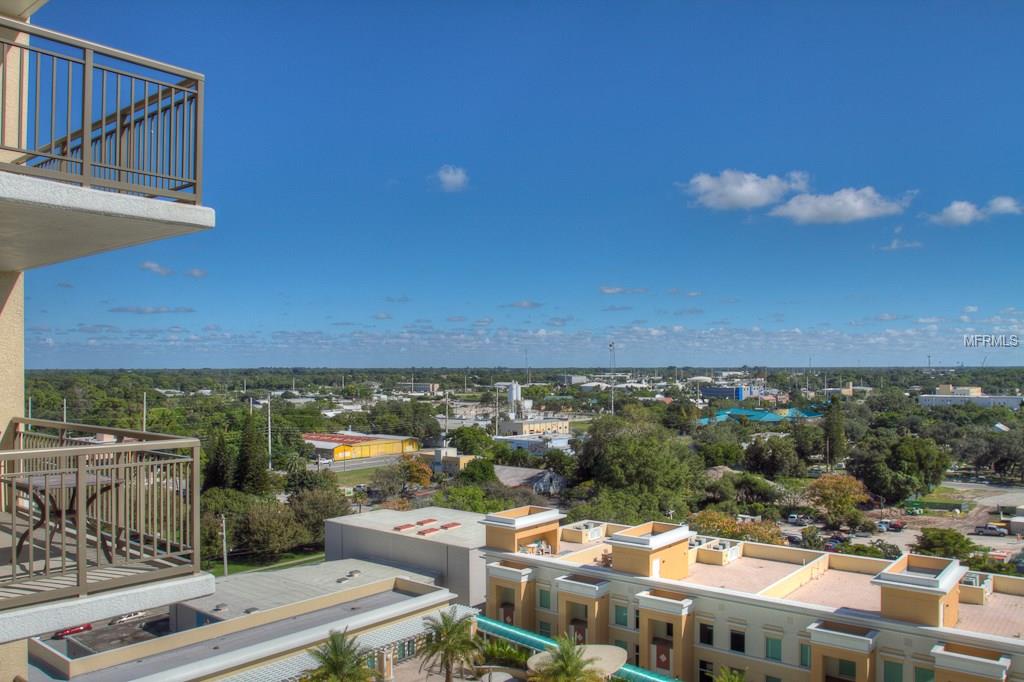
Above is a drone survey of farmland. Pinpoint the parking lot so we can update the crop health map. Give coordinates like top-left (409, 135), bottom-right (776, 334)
top-left (780, 479), bottom-right (1024, 557)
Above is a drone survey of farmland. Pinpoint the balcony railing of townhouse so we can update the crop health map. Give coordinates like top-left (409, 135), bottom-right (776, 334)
top-left (0, 417), bottom-right (200, 611)
top-left (0, 15), bottom-right (203, 203)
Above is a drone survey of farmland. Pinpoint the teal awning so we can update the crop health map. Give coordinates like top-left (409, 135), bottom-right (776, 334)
top-left (476, 616), bottom-right (682, 681)
top-left (477, 615), bottom-right (557, 651)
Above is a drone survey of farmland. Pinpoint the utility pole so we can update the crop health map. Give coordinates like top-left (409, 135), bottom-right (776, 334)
top-left (62, 398), bottom-right (67, 423)
top-left (219, 514), bottom-right (229, 576)
top-left (266, 395), bottom-right (272, 470)
top-left (609, 341), bottom-right (616, 416)
top-left (525, 349), bottom-right (530, 385)
top-left (142, 391), bottom-right (147, 431)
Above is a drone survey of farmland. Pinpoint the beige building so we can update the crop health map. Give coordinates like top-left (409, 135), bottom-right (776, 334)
top-left (497, 417), bottom-right (572, 437)
top-left (0, 2), bottom-right (216, 677)
top-left (481, 506), bottom-right (1024, 682)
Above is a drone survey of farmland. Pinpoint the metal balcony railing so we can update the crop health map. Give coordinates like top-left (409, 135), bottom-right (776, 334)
top-left (0, 418), bottom-right (200, 611)
top-left (0, 16), bottom-right (203, 203)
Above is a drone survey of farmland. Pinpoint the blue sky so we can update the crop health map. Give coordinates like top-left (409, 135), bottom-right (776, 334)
top-left (25, 1), bottom-right (1024, 369)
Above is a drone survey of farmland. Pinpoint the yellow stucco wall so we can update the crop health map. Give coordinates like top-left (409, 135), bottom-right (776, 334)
top-left (0, 638), bottom-right (27, 682)
top-left (880, 585), bottom-right (943, 626)
top-left (0, 272), bottom-right (24, 449)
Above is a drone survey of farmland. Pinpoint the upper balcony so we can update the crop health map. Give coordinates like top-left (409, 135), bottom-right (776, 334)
top-left (0, 417), bottom-right (201, 614)
top-left (0, 15), bottom-right (213, 271)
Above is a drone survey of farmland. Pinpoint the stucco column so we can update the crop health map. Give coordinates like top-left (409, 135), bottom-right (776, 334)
top-left (0, 272), bottom-right (24, 449)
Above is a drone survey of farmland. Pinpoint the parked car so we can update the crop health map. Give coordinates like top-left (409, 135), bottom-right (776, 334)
top-left (317, 457), bottom-right (332, 465)
top-left (888, 520), bottom-right (905, 531)
top-left (787, 513), bottom-right (799, 524)
top-left (786, 534), bottom-right (804, 546)
top-left (53, 623), bottom-right (92, 639)
top-left (109, 611), bottom-right (147, 626)
top-left (974, 524), bottom-right (1008, 537)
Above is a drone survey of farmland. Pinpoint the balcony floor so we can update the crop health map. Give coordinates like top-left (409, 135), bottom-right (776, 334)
top-left (0, 510), bottom-right (191, 609)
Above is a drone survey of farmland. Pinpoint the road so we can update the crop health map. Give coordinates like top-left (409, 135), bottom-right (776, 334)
top-left (306, 455), bottom-right (400, 474)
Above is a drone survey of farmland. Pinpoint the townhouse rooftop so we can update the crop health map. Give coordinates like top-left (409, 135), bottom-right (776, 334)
top-left (482, 506), bottom-right (1024, 642)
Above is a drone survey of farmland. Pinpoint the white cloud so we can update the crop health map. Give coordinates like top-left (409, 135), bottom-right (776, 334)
top-left (599, 286), bottom-right (647, 295)
top-left (962, 305), bottom-right (979, 314)
top-left (930, 200), bottom-right (986, 225)
top-left (184, 268), bottom-right (207, 278)
top-left (770, 187), bottom-right (913, 224)
top-left (683, 169), bottom-right (808, 210)
top-left (501, 300), bottom-right (543, 309)
top-left (437, 165), bottom-right (469, 192)
top-left (929, 196), bottom-right (1022, 225)
top-left (140, 261), bottom-right (173, 276)
top-left (372, 312), bottom-right (392, 320)
top-left (987, 196), bottom-right (1022, 215)
top-left (109, 306), bottom-right (194, 314)
top-left (879, 237), bottom-right (922, 251)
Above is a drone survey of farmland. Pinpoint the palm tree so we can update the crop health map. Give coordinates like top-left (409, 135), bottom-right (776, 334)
top-left (529, 635), bottom-right (602, 682)
top-left (714, 668), bottom-right (746, 682)
top-left (418, 607), bottom-right (482, 682)
top-left (305, 629), bottom-right (378, 682)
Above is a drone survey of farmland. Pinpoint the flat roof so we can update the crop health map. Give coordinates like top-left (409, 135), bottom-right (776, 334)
top-left (328, 506), bottom-right (487, 549)
top-left (958, 592), bottom-right (1024, 639)
top-left (64, 588), bottom-right (425, 682)
top-left (682, 556), bottom-right (800, 594)
top-left (182, 559), bottom-right (434, 619)
top-left (783, 569), bottom-right (881, 616)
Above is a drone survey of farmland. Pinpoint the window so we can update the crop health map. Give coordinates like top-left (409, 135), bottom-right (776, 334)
top-left (538, 589), bottom-right (551, 610)
top-left (765, 636), bottom-right (782, 661)
top-left (397, 641), bottom-right (407, 659)
top-left (699, 622), bottom-right (714, 646)
top-left (730, 630), bottom-right (746, 653)
top-left (884, 661), bottom-right (904, 682)
top-left (614, 604), bottom-right (629, 627)
top-left (766, 677), bottom-right (782, 682)
top-left (614, 639), bottom-right (627, 651)
top-left (406, 639), bottom-right (415, 657)
top-left (666, 622), bottom-right (674, 637)
top-left (914, 668), bottom-right (935, 682)
top-left (698, 660), bottom-right (714, 682)
top-left (538, 620), bottom-right (551, 637)
top-left (838, 659), bottom-right (856, 678)
top-left (800, 643), bottom-right (811, 668)
top-left (635, 612), bottom-right (640, 629)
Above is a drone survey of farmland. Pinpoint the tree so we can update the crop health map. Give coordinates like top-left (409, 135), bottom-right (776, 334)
top-left (285, 468), bottom-right (336, 495)
top-left (806, 473), bottom-right (869, 529)
top-left (540, 449), bottom-right (576, 478)
top-left (911, 528), bottom-right (982, 561)
top-left (574, 412), bottom-right (703, 518)
top-left (823, 396), bottom-right (847, 467)
top-left (239, 500), bottom-right (310, 556)
top-left (203, 431), bottom-right (235, 491)
top-left (290, 487), bottom-right (351, 545)
top-left (847, 435), bottom-right (950, 505)
top-left (399, 453), bottom-right (433, 487)
top-left (714, 669), bottom-right (747, 682)
top-left (371, 463), bottom-right (407, 499)
top-left (199, 487), bottom-right (262, 562)
top-left (529, 635), bottom-right (603, 682)
top-left (449, 426), bottom-right (494, 457)
top-left (460, 458), bottom-right (497, 484)
top-left (234, 413), bottom-right (271, 495)
top-left (352, 489), bottom-right (368, 513)
top-left (688, 509), bottom-right (783, 545)
top-left (306, 629), bottom-right (378, 682)
top-left (791, 422), bottom-right (823, 462)
top-left (418, 606), bottom-right (482, 682)
top-left (801, 526), bottom-right (824, 550)
top-left (743, 436), bottom-right (805, 479)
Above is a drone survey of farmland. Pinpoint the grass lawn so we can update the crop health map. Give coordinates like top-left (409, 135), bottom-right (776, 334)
top-left (921, 485), bottom-right (970, 503)
top-left (331, 467), bottom-right (378, 487)
top-left (206, 550), bottom-right (325, 578)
